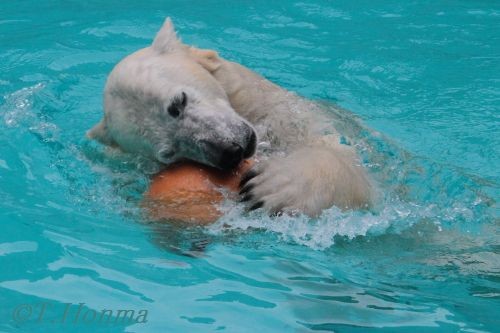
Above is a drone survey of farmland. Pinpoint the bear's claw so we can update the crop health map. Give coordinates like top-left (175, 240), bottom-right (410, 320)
top-left (239, 193), bottom-right (253, 203)
top-left (238, 183), bottom-right (254, 196)
top-left (249, 201), bottom-right (264, 211)
top-left (239, 169), bottom-right (260, 188)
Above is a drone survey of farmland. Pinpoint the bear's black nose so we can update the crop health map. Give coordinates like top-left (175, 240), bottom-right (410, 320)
top-left (244, 130), bottom-right (257, 158)
top-left (219, 142), bottom-right (244, 170)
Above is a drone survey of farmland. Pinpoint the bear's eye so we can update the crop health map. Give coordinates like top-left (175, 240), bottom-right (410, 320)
top-left (167, 92), bottom-right (187, 118)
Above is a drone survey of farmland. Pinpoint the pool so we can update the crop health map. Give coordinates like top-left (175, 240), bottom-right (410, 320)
top-left (1, 0), bottom-right (498, 332)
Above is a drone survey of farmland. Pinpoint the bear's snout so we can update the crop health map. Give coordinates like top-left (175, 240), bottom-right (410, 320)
top-left (202, 124), bottom-right (256, 170)
top-left (219, 142), bottom-right (245, 170)
top-left (217, 125), bottom-right (256, 170)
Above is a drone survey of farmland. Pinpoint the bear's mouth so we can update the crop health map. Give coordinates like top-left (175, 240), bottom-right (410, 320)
top-left (159, 126), bottom-right (257, 171)
top-left (198, 140), bottom-right (243, 171)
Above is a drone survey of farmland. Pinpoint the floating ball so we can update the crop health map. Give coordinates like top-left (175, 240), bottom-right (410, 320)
top-left (144, 160), bottom-right (253, 224)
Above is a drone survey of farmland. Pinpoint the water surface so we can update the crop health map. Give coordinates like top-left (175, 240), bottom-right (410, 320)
top-left (0, 1), bottom-right (499, 332)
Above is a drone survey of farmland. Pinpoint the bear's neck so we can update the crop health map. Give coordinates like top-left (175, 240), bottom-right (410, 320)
top-left (212, 59), bottom-right (330, 151)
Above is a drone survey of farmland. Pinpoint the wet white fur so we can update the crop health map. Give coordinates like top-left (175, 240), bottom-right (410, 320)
top-left (88, 18), bottom-right (373, 216)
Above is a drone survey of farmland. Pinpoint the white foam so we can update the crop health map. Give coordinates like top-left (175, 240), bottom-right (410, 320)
top-left (206, 194), bottom-right (478, 250)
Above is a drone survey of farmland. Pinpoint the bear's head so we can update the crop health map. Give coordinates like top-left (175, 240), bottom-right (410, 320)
top-left (87, 18), bottom-right (256, 170)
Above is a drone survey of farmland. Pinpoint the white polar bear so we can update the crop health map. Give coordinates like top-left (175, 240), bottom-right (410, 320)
top-left (88, 18), bottom-right (372, 217)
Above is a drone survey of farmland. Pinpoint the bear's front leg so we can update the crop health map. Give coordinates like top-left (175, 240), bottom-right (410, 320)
top-left (239, 146), bottom-right (372, 216)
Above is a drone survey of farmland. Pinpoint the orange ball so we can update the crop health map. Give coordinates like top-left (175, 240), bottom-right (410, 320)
top-left (143, 160), bottom-right (253, 225)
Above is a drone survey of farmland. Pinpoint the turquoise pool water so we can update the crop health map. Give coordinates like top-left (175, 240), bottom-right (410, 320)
top-left (1, 1), bottom-right (499, 332)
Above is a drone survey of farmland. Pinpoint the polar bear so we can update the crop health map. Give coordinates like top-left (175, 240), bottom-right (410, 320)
top-left (88, 18), bottom-right (372, 217)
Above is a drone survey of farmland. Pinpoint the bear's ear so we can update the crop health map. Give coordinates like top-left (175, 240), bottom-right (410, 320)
top-left (190, 47), bottom-right (222, 72)
top-left (152, 17), bottom-right (181, 54)
top-left (86, 119), bottom-right (117, 147)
